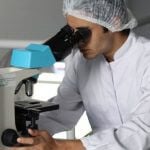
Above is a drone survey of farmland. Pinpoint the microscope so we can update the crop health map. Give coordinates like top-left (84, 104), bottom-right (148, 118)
top-left (0, 25), bottom-right (91, 148)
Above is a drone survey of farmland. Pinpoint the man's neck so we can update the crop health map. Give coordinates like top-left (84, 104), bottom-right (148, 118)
top-left (104, 32), bottom-right (129, 62)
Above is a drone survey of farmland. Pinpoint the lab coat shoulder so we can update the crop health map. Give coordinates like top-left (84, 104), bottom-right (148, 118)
top-left (136, 35), bottom-right (150, 85)
top-left (64, 50), bottom-right (91, 88)
top-left (63, 50), bottom-right (86, 88)
top-left (132, 35), bottom-right (150, 115)
top-left (136, 34), bottom-right (150, 63)
top-left (132, 34), bottom-right (150, 83)
top-left (66, 50), bottom-right (88, 70)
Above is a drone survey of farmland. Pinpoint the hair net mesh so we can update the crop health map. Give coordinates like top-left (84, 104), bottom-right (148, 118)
top-left (63, 0), bottom-right (137, 32)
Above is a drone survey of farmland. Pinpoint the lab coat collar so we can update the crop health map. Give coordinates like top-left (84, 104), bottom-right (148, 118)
top-left (113, 31), bottom-right (136, 61)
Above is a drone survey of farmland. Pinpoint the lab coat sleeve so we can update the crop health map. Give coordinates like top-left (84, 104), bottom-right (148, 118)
top-left (81, 65), bottom-right (150, 150)
top-left (38, 53), bottom-right (85, 135)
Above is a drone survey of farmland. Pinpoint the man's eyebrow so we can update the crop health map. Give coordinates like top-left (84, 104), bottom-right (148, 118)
top-left (76, 26), bottom-right (89, 29)
top-left (67, 24), bottom-right (89, 31)
top-left (75, 26), bottom-right (90, 31)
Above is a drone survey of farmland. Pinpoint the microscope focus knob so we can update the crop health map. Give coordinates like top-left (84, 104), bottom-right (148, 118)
top-left (1, 129), bottom-right (19, 147)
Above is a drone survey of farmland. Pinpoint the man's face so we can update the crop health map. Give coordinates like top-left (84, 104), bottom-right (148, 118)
top-left (67, 15), bottom-right (113, 59)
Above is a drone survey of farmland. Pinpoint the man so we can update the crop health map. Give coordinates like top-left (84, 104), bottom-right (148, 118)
top-left (11, 0), bottom-right (150, 150)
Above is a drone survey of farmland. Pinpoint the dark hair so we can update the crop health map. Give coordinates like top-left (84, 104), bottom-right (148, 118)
top-left (103, 27), bottom-right (109, 33)
top-left (121, 29), bottom-right (130, 35)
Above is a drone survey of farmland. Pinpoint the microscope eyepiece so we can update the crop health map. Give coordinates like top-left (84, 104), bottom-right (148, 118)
top-left (44, 25), bottom-right (91, 61)
top-left (74, 27), bottom-right (91, 46)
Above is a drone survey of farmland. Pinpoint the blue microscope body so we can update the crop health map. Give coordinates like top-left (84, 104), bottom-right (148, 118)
top-left (11, 44), bottom-right (56, 68)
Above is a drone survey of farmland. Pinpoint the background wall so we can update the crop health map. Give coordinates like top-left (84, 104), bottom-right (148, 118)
top-left (127, 0), bottom-right (150, 38)
top-left (0, 0), bottom-right (65, 41)
top-left (0, 0), bottom-right (149, 41)
top-left (127, 0), bottom-right (150, 20)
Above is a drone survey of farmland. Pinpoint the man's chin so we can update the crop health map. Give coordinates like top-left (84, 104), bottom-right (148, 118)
top-left (82, 53), bottom-right (97, 59)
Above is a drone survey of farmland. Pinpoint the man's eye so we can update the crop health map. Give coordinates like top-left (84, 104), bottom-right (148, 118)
top-left (76, 27), bottom-right (89, 31)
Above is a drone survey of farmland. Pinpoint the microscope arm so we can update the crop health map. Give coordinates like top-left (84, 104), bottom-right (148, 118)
top-left (0, 25), bottom-right (91, 148)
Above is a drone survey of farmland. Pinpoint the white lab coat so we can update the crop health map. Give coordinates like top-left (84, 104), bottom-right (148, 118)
top-left (38, 32), bottom-right (150, 150)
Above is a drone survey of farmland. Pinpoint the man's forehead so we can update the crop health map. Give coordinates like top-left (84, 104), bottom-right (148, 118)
top-left (66, 15), bottom-right (104, 31)
top-left (66, 15), bottom-right (93, 29)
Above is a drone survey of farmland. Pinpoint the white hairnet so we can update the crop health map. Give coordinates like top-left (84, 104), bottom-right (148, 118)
top-left (63, 0), bottom-right (137, 32)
